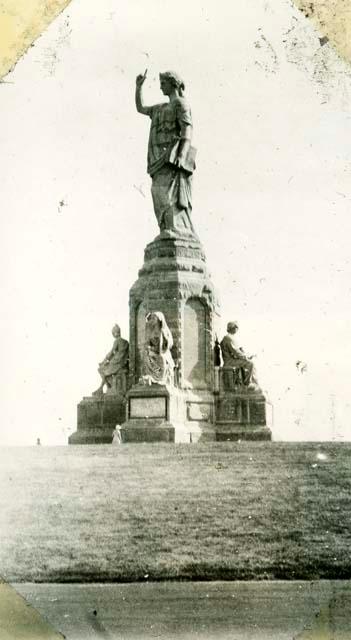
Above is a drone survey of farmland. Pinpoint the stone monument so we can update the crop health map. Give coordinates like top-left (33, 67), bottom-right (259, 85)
top-left (69, 69), bottom-right (272, 444)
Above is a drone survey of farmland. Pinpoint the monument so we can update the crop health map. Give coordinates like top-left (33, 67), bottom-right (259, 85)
top-left (69, 69), bottom-right (272, 444)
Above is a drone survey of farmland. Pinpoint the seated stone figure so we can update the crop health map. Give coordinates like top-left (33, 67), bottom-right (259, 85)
top-left (141, 312), bottom-right (175, 386)
top-left (220, 321), bottom-right (258, 391)
top-left (93, 324), bottom-right (129, 396)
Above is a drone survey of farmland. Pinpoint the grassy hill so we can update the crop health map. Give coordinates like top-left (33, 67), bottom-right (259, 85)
top-left (0, 442), bottom-right (350, 582)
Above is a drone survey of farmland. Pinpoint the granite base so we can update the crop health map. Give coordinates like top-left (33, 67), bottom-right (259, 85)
top-left (215, 390), bottom-right (272, 441)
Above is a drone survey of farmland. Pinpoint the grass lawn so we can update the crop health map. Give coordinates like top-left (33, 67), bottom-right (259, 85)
top-left (0, 442), bottom-right (351, 582)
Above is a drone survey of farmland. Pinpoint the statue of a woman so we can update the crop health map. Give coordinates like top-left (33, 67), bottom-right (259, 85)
top-left (135, 70), bottom-right (196, 237)
top-left (142, 312), bottom-right (175, 386)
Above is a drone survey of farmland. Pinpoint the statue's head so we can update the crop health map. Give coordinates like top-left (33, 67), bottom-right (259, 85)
top-left (146, 311), bottom-right (163, 327)
top-left (227, 321), bottom-right (239, 335)
top-left (112, 324), bottom-right (121, 338)
top-left (159, 71), bottom-right (185, 97)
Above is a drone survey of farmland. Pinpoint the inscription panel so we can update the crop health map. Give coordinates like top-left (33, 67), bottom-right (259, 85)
top-left (130, 397), bottom-right (167, 419)
top-left (187, 402), bottom-right (212, 422)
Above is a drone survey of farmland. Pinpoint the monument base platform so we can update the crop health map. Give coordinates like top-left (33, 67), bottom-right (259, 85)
top-left (69, 395), bottom-right (126, 445)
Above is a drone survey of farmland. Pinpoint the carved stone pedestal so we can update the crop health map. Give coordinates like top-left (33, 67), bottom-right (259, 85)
top-left (68, 395), bottom-right (126, 445)
top-left (121, 384), bottom-right (181, 443)
top-left (215, 388), bottom-right (272, 441)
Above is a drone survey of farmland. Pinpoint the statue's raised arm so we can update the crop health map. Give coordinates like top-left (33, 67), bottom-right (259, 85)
top-left (135, 70), bottom-right (197, 239)
top-left (135, 69), bottom-right (152, 116)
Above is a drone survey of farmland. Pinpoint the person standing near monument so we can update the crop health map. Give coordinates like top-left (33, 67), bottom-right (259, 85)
top-left (111, 425), bottom-right (122, 445)
top-left (220, 321), bottom-right (258, 389)
top-left (135, 69), bottom-right (196, 237)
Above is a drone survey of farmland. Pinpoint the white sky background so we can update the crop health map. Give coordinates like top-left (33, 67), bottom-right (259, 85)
top-left (1, 0), bottom-right (351, 445)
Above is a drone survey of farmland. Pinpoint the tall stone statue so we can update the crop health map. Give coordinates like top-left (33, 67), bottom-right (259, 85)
top-left (93, 324), bottom-right (129, 396)
top-left (220, 321), bottom-right (258, 390)
top-left (135, 69), bottom-right (196, 237)
top-left (141, 312), bottom-right (175, 386)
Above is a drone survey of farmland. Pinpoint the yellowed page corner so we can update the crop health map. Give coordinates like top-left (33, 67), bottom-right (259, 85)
top-left (293, 0), bottom-right (351, 63)
top-left (0, 0), bottom-right (72, 80)
top-left (0, 582), bottom-right (63, 639)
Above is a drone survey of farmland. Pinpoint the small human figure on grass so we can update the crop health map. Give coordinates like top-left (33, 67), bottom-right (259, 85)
top-left (111, 425), bottom-right (122, 445)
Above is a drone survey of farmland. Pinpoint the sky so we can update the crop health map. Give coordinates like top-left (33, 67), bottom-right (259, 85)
top-left (1, 0), bottom-right (351, 445)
